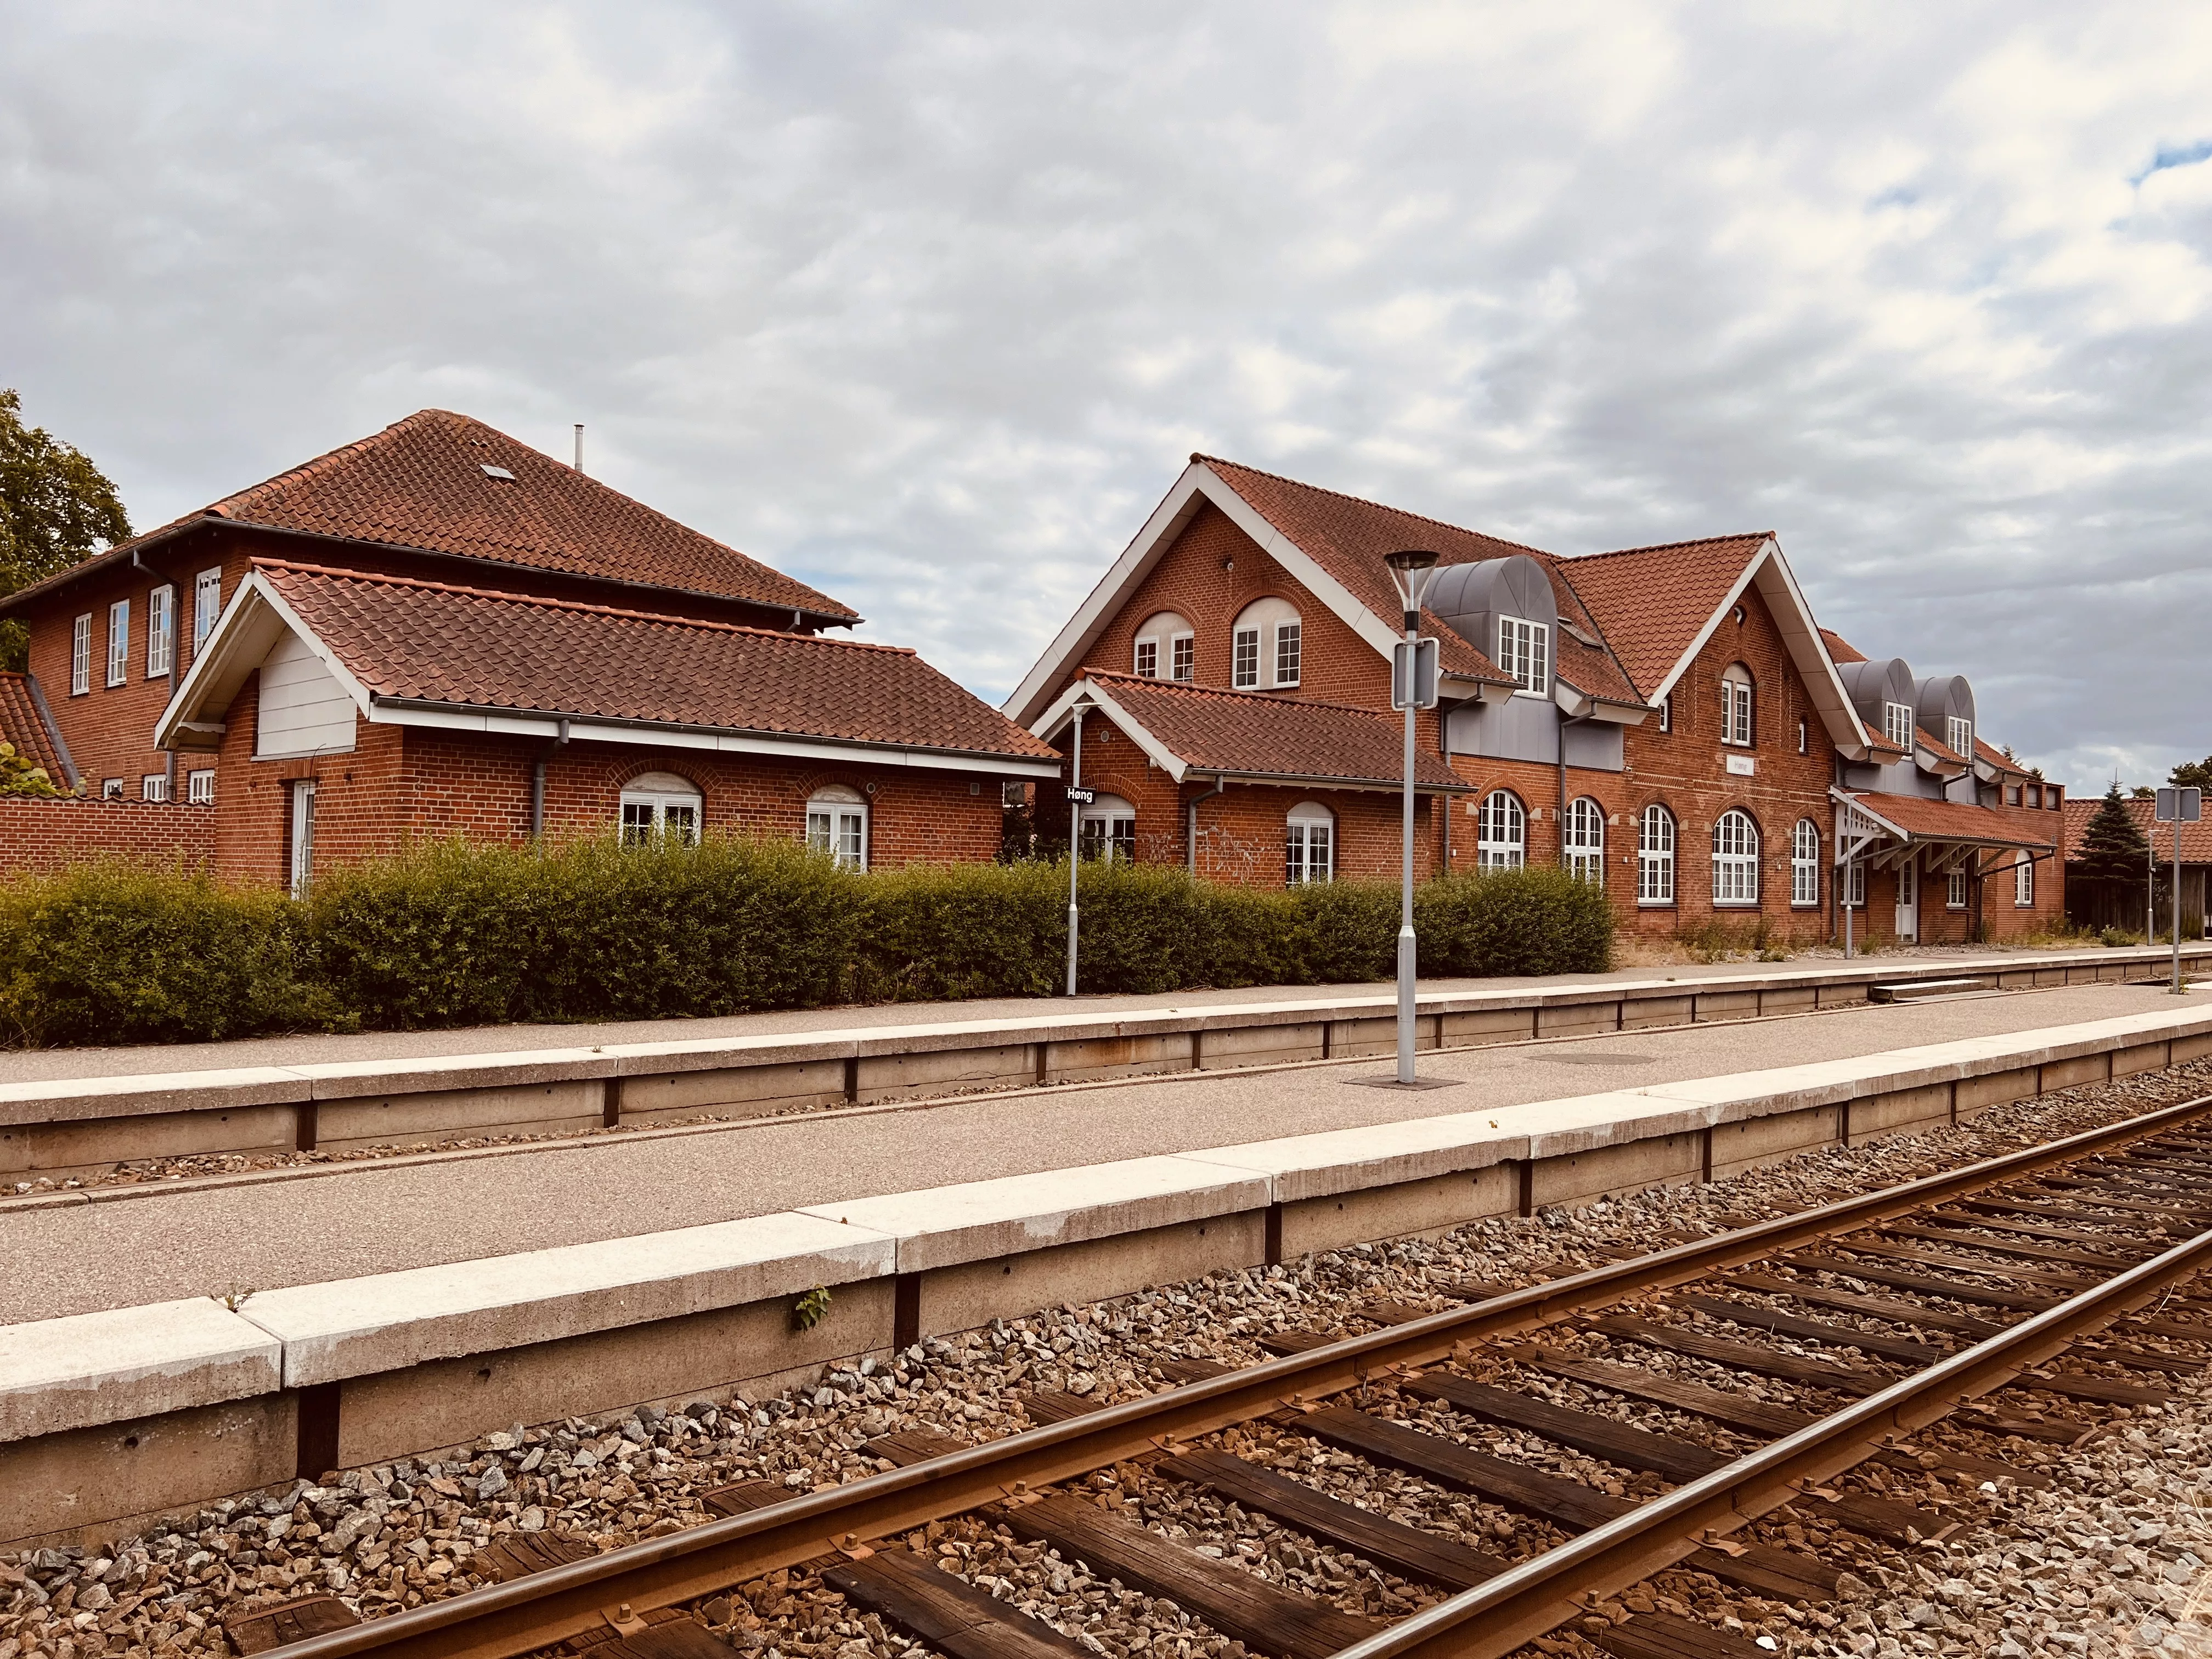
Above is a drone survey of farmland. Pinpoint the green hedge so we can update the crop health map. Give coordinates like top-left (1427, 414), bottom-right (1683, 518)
top-left (0, 840), bottom-right (1612, 1047)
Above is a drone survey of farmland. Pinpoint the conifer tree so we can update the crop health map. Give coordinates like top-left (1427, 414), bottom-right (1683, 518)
top-left (2076, 783), bottom-right (2151, 882)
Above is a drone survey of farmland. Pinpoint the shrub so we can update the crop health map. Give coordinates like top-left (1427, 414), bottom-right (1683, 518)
top-left (1419, 868), bottom-right (1614, 977)
top-left (0, 861), bottom-right (331, 1046)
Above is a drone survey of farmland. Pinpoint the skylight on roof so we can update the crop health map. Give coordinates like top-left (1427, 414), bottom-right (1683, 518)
top-left (481, 464), bottom-right (516, 481)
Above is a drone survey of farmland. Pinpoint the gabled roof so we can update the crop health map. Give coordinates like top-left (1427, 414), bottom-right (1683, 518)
top-left (1841, 789), bottom-right (2056, 852)
top-left (0, 674), bottom-right (64, 783)
top-left (156, 562), bottom-right (1056, 773)
top-left (3, 410), bottom-right (858, 627)
top-left (1039, 671), bottom-right (1466, 792)
top-left (2064, 795), bottom-right (2212, 864)
top-left (1820, 628), bottom-right (1867, 665)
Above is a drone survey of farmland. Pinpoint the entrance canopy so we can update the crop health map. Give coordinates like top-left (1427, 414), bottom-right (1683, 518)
top-left (1832, 787), bottom-right (2056, 876)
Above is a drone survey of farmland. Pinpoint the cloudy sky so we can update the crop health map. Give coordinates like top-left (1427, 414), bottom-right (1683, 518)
top-left (4, 3), bottom-right (2209, 792)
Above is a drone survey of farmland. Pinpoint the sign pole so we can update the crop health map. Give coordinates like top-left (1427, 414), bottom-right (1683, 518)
top-left (1381, 551), bottom-right (1440, 1086)
top-left (2155, 786), bottom-right (2199, 994)
top-left (1066, 708), bottom-right (1085, 997)
top-left (2175, 817), bottom-right (2183, 994)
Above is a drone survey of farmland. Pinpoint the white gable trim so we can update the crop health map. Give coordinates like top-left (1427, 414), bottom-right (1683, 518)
top-left (1030, 679), bottom-right (1190, 783)
top-left (154, 571), bottom-right (377, 749)
top-left (1643, 539), bottom-right (1870, 760)
top-left (1003, 461), bottom-right (1413, 729)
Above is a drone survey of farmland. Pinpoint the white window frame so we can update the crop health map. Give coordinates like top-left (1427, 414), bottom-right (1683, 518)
top-left (1564, 797), bottom-right (1604, 886)
top-left (70, 613), bottom-right (92, 695)
top-left (1843, 855), bottom-right (1867, 909)
top-left (1170, 633), bottom-right (1195, 682)
top-left (289, 779), bottom-right (317, 898)
top-left (141, 772), bottom-right (168, 803)
top-left (1882, 701), bottom-right (1913, 748)
top-left (1791, 819), bottom-right (1819, 907)
top-left (1496, 616), bottom-right (1549, 696)
top-left (1796, 719), bottom-right (1808, 756)
top-left (2015, 853), bottom-right (2034, 907)
top-left (1712, 808), bottom-right (1759, 906)
top-left (186, 769), bottom-right (216, 805)
top-left (1274, 620), bottom-right (1301, 687)
top-left (1133, 636), bottom-right (1159, 678)
top-left (1079, 793), bottom-right (1136, 864)
top-left (1657, 695), bottom-right (1671, 733)
top-left (1947, 715), bottom-right (1972, 758)
top-left (1232, 626), bottom-right (1261, 689)
top-left (145, 585), bottom-right (175, 677)
top-left (100, 777), bottom-right (123, 799)
top-left (804, 787), bottom-right (865, 868)
top-left (106, 600), bottom-right (129, 687)
top-left (1946, 865), bottom-right (1968, 909)
top-left (1476, 790), bottom-right (1526, 871)
top-left (623, 777), bottom-right (704, 849)
top-left (1285, 803), bottom-right (1334, 885)
top-left (194, 568), bottom-right (223, 652)
top-left (1720, 666), bottom-right (1753, 747)
top-left (1638, 805), bottom-right (1675, 904)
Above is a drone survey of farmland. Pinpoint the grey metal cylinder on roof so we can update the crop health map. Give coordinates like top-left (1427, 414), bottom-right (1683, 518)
top-left (1833, 656), bottom-right (1915, 725)
top-left (1425, 554), bottom-right (1555, 651)
top-left (1914, 673), bottom-right (1974, 732)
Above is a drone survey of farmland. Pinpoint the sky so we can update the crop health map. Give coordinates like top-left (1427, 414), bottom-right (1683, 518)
top-left (3, 3), bottom-right (2210, 794)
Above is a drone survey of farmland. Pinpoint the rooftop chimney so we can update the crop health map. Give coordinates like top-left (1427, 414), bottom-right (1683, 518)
top-left (573, 424), bottom-right (585, 475)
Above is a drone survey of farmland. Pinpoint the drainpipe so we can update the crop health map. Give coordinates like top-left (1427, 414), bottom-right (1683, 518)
top-left (530, 718), bottom-right (570, 841)
top-left (1186, 775), bottom-right (1228, 875)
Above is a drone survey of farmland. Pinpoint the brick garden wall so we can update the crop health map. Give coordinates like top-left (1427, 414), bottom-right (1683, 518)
top-left (0, 798), bottom-right (215, 876)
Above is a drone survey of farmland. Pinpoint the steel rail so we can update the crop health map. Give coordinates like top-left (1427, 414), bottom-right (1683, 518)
top-left (1324, 1214), bottom-right (2212, 1659)
top-left (258, 1091), bottom-right (2212, 1659)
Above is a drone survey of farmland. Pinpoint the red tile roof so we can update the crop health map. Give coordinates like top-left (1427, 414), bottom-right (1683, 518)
top-left (1820, 627), bottom-right (1866, 664)
top-left (258, 562), bottom-right (1052, 761)
top-left (7, 411), bottom-right (857, 624)
top-left (1916, 730), bottom-right (1970, 769)
top-left (1973, 737), bottom-right (2036, 778)
top-left (1551, 534), bottom-right (1772, 698)
top-left (1081, 671), bottom-right (1466, 790)
top-left (1849, 791), bottom-right (2056, 850)
top-left (2064, 795), bottom-right (2212, 863)
top-left (0, 674), bottom-right (62, 781)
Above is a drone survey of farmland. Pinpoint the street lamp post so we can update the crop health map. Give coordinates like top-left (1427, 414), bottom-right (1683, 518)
top-left (1384, 550), bottom-right (1442, 1085)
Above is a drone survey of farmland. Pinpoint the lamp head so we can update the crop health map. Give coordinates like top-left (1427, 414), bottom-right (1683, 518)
top-left (1384, 549), bottom-right (1443, 619)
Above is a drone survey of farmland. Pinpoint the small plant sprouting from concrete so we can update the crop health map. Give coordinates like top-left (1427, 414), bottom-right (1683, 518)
top-left (792, 1285), bottom-right (833, 1331)
top-left (213, 1286), bottom-right (256, 1312)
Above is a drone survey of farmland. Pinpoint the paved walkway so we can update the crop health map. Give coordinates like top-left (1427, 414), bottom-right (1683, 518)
top-left (0, 979), bottom-right (2184, 1325)
top-left (0, 940), bottom-right (2126, 1086)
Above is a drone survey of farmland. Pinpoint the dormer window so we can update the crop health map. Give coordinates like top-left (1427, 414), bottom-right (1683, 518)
top-left (1882, 702), bottom-right (1912, 748)
top-left (1497, 616), bottom-right (1549, 695)
top-left (1720, 664), bottom-right (1753, 746)
top-left (1946, 715), bottom-right (1971, 757)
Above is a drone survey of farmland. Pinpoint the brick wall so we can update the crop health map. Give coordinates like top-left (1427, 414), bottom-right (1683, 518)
top-left (0, 798), bottom-right (215, 876)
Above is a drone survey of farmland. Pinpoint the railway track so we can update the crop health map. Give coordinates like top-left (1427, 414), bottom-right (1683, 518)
top-left (235, 1094), bottom-right (2212, 1659)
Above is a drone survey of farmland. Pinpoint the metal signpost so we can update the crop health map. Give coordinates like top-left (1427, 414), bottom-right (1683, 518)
top-left (2156, 786), bottom-right (2200, 994)
top-left (1384, 551), bottom-right (1442, 1085)
top-left (1065, 709), bottom-right (1088, 996)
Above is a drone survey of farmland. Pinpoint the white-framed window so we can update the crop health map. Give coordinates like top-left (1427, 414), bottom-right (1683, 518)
top-left (1133, 637), bottom-right (1159, 678)
top-left (106, 600), bottom-right (129, 687)
top-left (1564, 796), bottom-right (1604, 885)
top-left (1712, 808), bottom-right (1759, 906)
top-left (2015, 853), bottom-right (2034, 907)
top-left (145, 585), bottom-right (174, 677)
top-left (1882, 701), bottom-right (1912, 748)
top-left (1171, 633), bottom-right (1194, 681)
top-left (187, 769), bottom-right (215, 805)
top-left (288, 778), bottom-right (317, 898)
top-left (1791, 819), bottom-right (1820, 907)
top-left (622, 770), bottom-right (704, 848)
top-left (1946, 865), bottom-right (1967, 909)
top-left (1638, 804), bottom-right (1675, 904)
top-left (1232, 627), bottom-right (1261, 689)
top-left (1078, 792), bottom-right (1136, 863)
top-left (194, 568), bottom-right (223, 651)
top-left (1843, 855), bottom-right (1866, 909)
top-left (1657, 695), bottom-right (1671, 733)
top-left (1285, 802), bottom-right (1334, 885)
top-left (1496, 616), bottom-right (1549, 696)
top-left (1274, 620), bottom-right (1301, 687)
top-left (1948, 716), bottom-right (1971, 758)
top-left (70, 613), bottom-right (92, 695)
top-left (100, 777), bottom-right (123, 799)
top-left (141, 773), bottom-right (168, 802)
top-left (1476, 790), bottom-right (1526, 870)
top-left (804, 784), bottom-right (866, 867)
top-left (1720, 664), bottom-right (1753, 746)
top-left (1136, 611), bottom-right (1193, 684)
top-left (1796, 719), bottom-right (1808, 756)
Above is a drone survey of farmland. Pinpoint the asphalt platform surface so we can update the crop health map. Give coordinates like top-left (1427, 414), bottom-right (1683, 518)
top-left (1, 979), bottom-right (2191, 1325)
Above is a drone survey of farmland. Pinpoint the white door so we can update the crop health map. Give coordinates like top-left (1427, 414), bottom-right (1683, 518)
top-left (290, 779), bottom-right (318, 897)
top-left (1893, 854), bottom-right (1917, 941)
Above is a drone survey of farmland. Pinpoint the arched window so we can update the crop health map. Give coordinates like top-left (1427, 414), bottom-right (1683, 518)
top-left (1720, 664), bottom-right (1754, 747)
top-left (1712, 809), bottom-right (1759, 905)
top-left (1231, 597), bottom-right (1301, 690)
top-left (1285, 802), bottom-right (1334, 885)
top-left (806, 783), bottom-right (867, 870)
top-left (1638, 805), bottom-right (1675, 904)
top-left (1079, 792), bottom-right (1136, 863)
top-left (1134, 611), bottom-right (1193, 681)
top-left (1564, 797), bottom-right (1604, 885)
top-left (1791, 820), bottom-right (1820, 906)
top-left (620, 771), bottom-right (702, 847)
top-left (1476, 791), bottom-right (1526, 870)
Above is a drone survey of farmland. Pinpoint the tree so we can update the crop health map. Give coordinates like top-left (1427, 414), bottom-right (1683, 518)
top-left (0, 389), bottom-right (132, 672)
top-left (2132, 784), bottom-right (2156, 800)
top-left (2076, 783), bottom-right (2152, 882)
top-left (2172, 755), bottom-right (2212, 794)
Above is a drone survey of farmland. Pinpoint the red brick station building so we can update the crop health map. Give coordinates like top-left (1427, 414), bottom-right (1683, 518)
top-left (0, 411), bottom-right (2063, 944)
